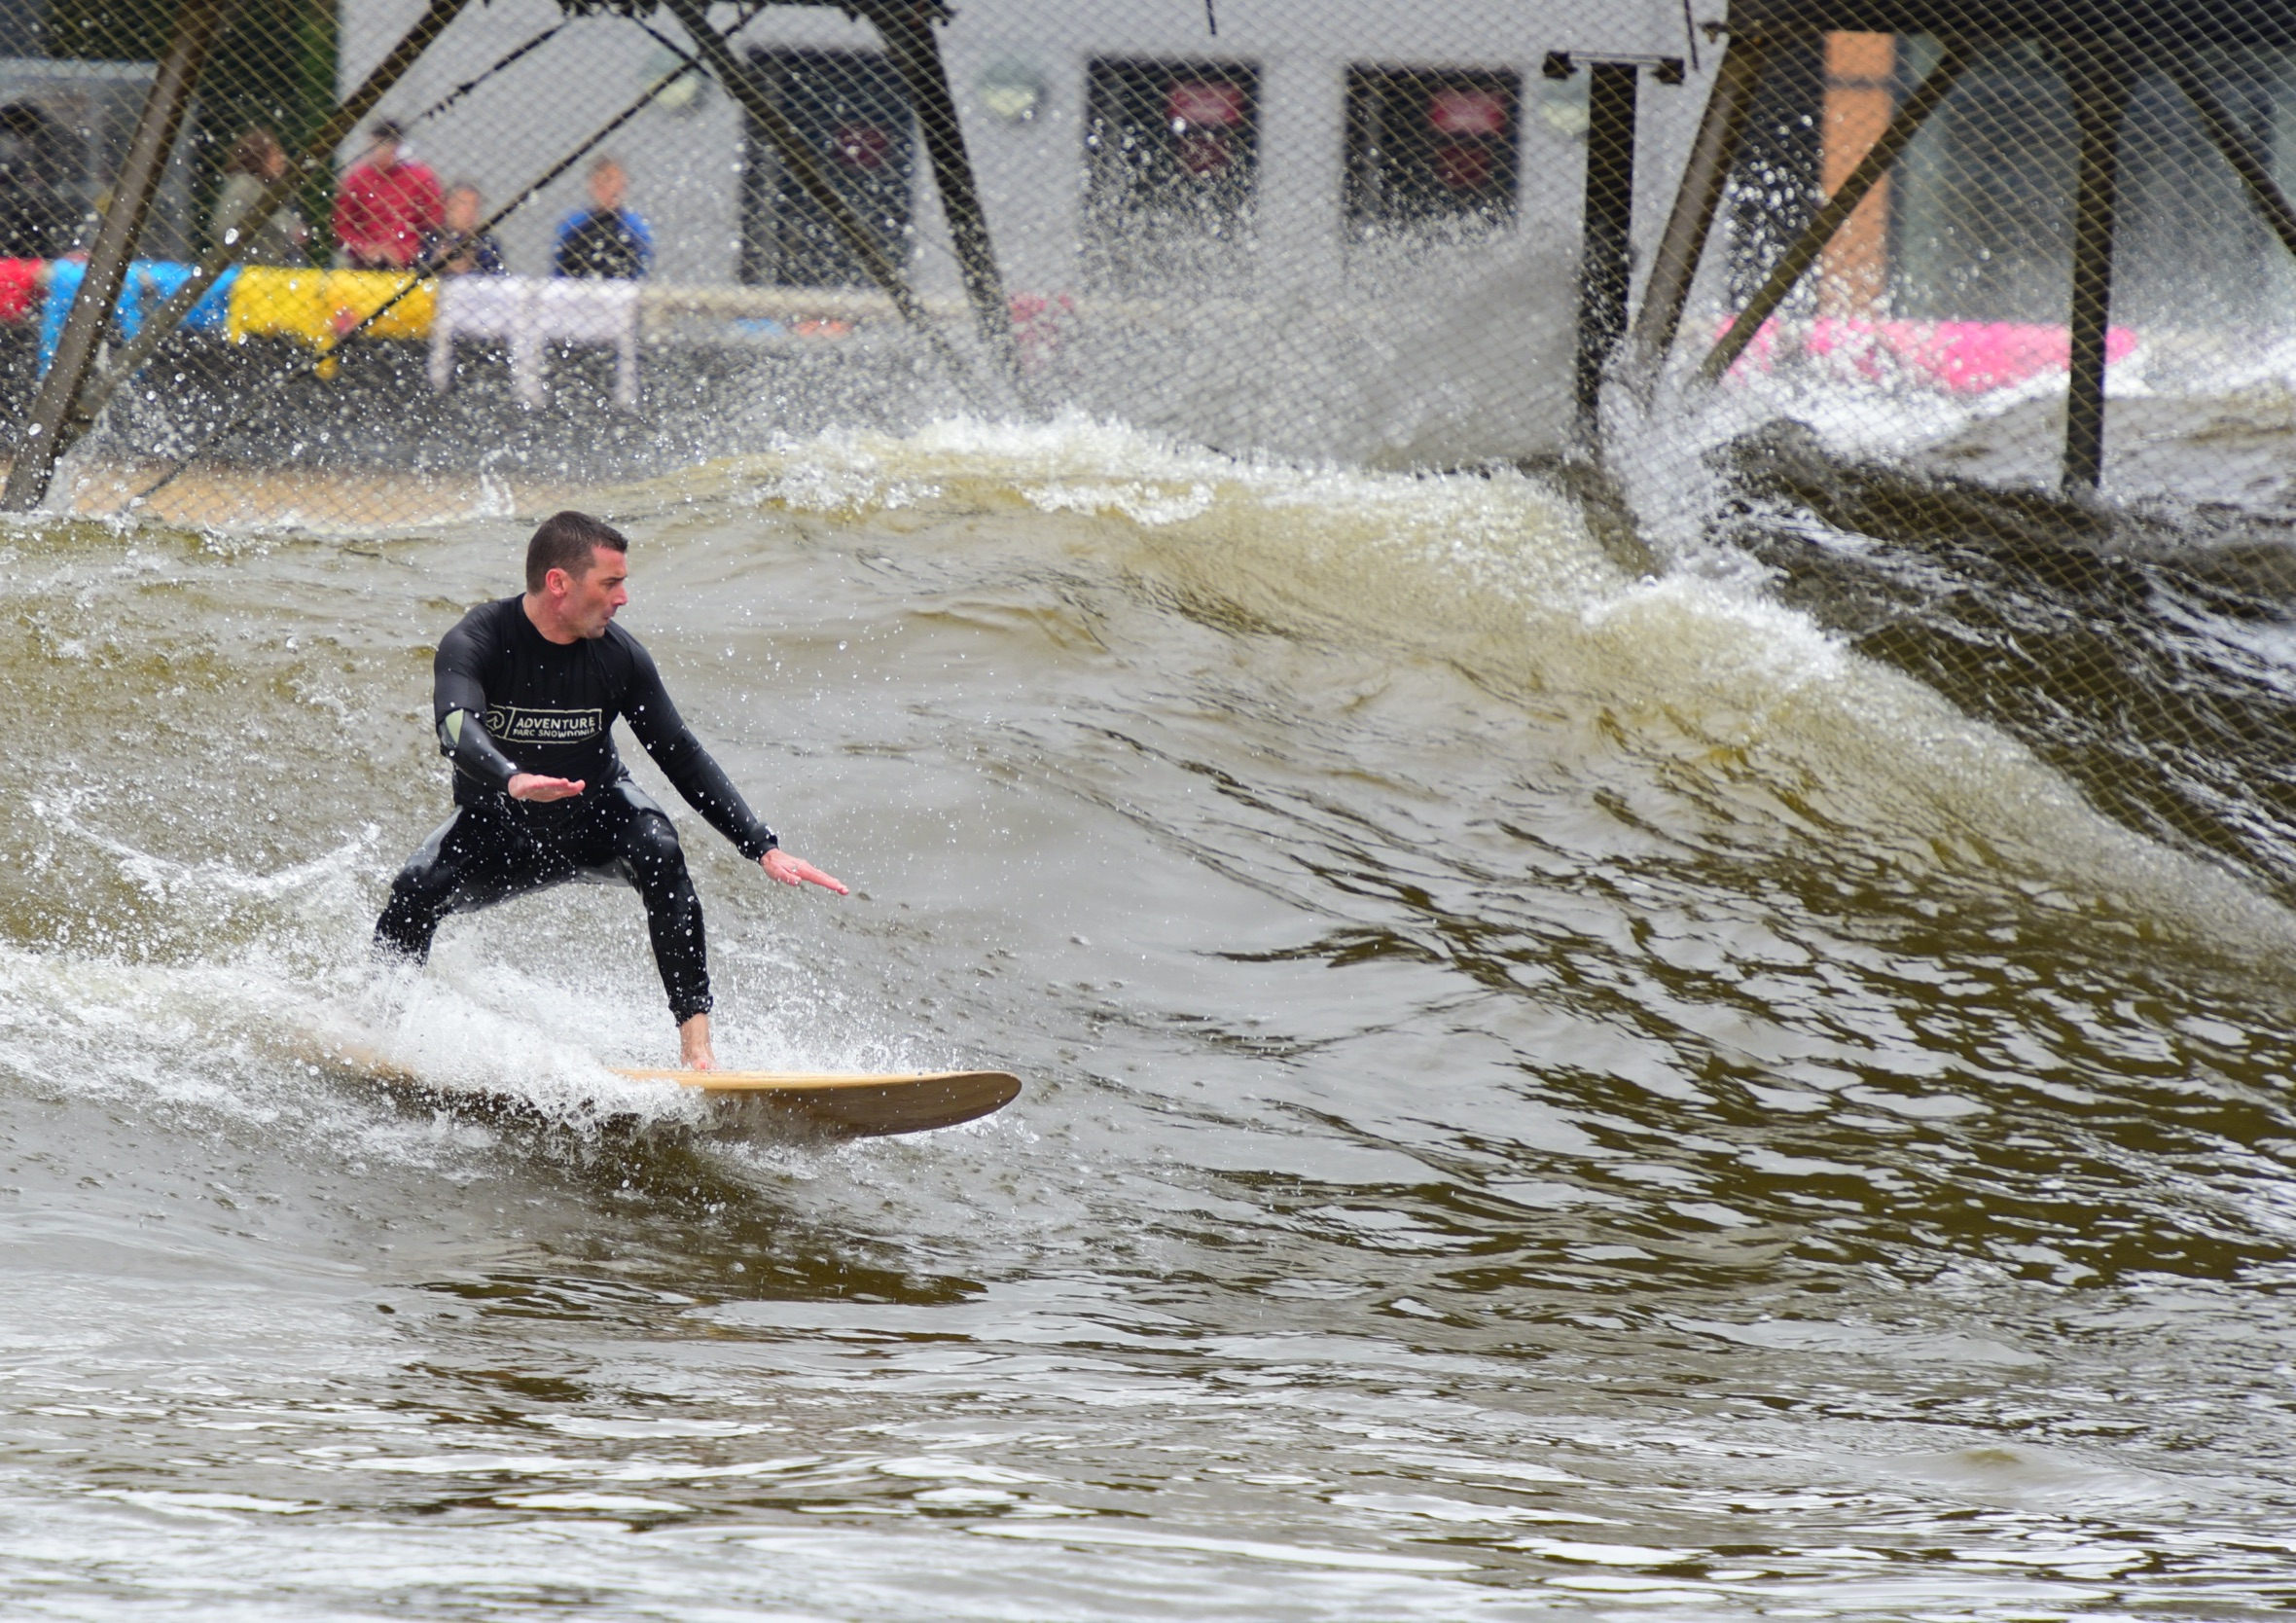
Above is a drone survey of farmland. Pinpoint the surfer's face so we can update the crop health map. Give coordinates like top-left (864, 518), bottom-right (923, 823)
top-left (556, 548), bottom-right (628, 638)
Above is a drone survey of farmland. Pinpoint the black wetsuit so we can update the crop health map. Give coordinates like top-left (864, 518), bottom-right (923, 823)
top-left (374, 596), bottom-right (775, 1019)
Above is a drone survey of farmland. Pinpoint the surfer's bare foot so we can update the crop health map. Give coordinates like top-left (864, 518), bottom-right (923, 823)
top-left (678, 1012), bottom-right (716, 1071)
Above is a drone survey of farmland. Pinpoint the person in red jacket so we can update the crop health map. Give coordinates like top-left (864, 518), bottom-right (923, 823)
top-left (333, 119), bottom-right (442, 270)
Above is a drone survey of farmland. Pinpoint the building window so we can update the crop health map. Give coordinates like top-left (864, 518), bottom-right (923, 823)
top-left (740, 49), bottom-right (914, 289)
top-left (1345, 67), bottom-right (1521, 234)
top-left (1082, 57), bottom-right (1259, 282)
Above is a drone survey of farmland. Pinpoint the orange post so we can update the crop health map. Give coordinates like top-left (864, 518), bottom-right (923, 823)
top-left (1818, 32), bottom-right (1896, 317)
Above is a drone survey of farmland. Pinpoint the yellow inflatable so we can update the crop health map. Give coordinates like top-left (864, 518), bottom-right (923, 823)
top-left (226, 268), bottom-right (436, 379)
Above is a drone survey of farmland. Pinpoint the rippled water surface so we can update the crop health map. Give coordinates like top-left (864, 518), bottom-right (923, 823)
top-left (7, 420), bottom-right (2296, 1618)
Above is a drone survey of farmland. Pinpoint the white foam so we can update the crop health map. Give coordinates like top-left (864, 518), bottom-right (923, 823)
top-left (666, 416), bottom-right (2295, 955)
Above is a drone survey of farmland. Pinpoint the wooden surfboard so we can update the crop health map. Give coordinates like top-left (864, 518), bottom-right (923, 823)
top-left (613, 1067), bottom-right (1021, 1137)
top-left (310, 1040), bottom-right (1020, 1139)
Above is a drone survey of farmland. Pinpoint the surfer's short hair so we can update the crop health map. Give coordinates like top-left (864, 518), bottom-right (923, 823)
top-left (525, 510), bottom-right (628, 593)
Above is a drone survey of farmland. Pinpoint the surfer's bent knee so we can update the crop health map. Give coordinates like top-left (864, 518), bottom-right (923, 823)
top-left (623, 810), bottom-right (691, 879)
top-left (373, 812), bottom-right (470, 961)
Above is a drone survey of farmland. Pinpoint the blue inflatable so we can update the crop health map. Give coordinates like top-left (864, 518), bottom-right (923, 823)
top-left (38, 260), bottom-right (240, 374)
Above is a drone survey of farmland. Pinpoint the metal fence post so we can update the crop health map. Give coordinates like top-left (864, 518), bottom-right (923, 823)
top-left (49, 0), bottom-right (476, 477)
top-left (1628, 33), bottom-right (1769, 397)
top-left (1573, 60), bottom-right (1640, 444)
top-left (2062, 40), bottom-right (2133, 494)
top-left (865, 1), bottom-right (1022, 388)
top-left (3, 0), bottom-right (233, 512)
top-left (664, 0), bottom-right (971, 390)
top-left (2166, 56), bottom-right (2296, 270)
top-left (1694, 38), bottom-right (1969, 390)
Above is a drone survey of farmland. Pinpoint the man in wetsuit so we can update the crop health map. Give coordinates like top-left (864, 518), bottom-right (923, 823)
top-left (375, 511), bottom-right (845, 1069)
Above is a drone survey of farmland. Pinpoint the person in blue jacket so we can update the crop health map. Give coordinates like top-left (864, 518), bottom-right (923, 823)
top-left (553, 158), bottom-right (652, 279)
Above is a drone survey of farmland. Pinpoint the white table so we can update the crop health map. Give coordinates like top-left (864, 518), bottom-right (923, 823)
top-left (429, 274), bottom-right (641, 409)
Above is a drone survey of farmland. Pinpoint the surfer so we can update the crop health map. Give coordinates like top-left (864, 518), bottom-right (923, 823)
top-left (374, 510), bottom-right (846, 1069)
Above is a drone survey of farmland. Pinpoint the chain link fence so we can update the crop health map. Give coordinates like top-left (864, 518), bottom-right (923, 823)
top-left (1603, 1), bottom-right (2296, 910)
top-left (9, 1), bottom-right (2296, 888)
top-left (2, 3), bottom-right (2292, 514)
top-left (0, 0), bottom-right (1700, 528)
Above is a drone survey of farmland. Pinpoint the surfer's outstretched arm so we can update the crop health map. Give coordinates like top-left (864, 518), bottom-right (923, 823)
top-left (620, 640), bottom-right (848, 894)
top-left (762, 848), bottom-right (846, 891)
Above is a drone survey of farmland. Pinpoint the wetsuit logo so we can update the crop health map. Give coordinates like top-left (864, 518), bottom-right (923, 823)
top-left (484, 705), bottom-right (602, 744)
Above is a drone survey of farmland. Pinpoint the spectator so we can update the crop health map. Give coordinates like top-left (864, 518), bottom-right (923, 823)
top-left (552, 158), bottom-right (651, 280)
top-left (0, 102), bottom-right (75, 260)
top-left (421, 181), bottom-right (504, 274)
top-left (210, 127), bottom-right (309, 266)
top-left (333, 118), bottom-right (442, 270)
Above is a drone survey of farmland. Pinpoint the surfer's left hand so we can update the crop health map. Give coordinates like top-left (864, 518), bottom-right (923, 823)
top-left (763, 848), bottom-right (848, 895)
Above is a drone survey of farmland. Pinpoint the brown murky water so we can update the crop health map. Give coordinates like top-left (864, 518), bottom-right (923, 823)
top-left (4, 421), bottom-right (2296, 1619)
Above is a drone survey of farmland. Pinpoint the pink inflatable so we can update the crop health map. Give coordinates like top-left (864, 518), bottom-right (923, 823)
top-left (1714, 314), bottom-right (2138, 394)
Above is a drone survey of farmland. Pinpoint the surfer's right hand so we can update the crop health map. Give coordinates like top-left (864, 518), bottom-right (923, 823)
top-left (507, 773), bottom-right (586, 802)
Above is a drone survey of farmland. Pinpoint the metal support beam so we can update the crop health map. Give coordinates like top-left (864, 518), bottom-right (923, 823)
top-left (51, 0), bottom-right (477, 476)
top-left (2062, 43), bottom-right (2134, 494)
top-left (664, 0), bottom-right (973, 389)
top-left (2166, 56), bottom-right (2296, 268)
top-left (1627, 32), bottom-right (1769, 395)
top-left (865, 1), bottom-right (1022, 388)
top-left (3, 0), bottom-right (231, 512)
top-left (1694, 38), bottom-right (1971, 389)
top-left (1574, 61), bottom-right (1640, 442)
